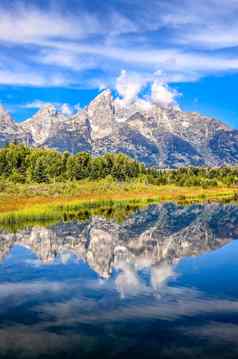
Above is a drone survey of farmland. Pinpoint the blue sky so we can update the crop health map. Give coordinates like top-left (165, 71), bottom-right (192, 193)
top-left (0, 0), bottom-right (238, 126)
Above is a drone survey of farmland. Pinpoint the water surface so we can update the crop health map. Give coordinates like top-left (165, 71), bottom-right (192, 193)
top-left (1, 202), bottom-right (238, 358)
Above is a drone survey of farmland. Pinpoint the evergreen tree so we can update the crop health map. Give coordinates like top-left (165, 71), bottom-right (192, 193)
top-left (0, 143), bottom-right (236, 186)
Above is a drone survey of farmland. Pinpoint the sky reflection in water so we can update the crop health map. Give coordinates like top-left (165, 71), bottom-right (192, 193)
top-left (1, 203), bottom-right (238, 358)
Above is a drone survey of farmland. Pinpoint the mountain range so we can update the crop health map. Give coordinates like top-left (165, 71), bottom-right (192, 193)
top-left (1, 90), bottom-right (238, 167)
top-left (0, 203), bottom-right (236, 278)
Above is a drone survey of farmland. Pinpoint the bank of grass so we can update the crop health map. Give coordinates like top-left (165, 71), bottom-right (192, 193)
top-left (0, 178), bottom-right (237, 230)
top-left (0, 199), bottom-right (149, 232)
top-left (0, 178), bottom-right (237, 209)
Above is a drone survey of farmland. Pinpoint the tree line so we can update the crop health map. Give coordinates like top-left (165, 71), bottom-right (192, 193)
top-left (1, 144), bottom-right (238, 187)
top-left (0, 144), bottom-right (145, 183)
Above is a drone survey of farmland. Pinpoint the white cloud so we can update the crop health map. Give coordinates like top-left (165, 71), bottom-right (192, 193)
top-left (38, 49), bottom-right (97, 71)
top-left (114, 70), bottom-right (180, 109)
top-left (0, 0), bottom-right (238, 89)
top-left (0, 69), bottom-right (66, 87)
top-left (0, 4), bottom-right (100, 45)
top-left (186, 321), bottom-right (238, 344)
top-left (48, 40), bottom-right (238, 83)
top-left (40, 50), bottom-right (81, 69)
top-left (115, 70), bottom-right (146, 105)
top-left (179, 27), bottom-right (238, 49)
top-left (115, 263), bottom-right (145, 298)
top-left (0, 325), bottom-right (81, 357)
top-left (135, 98), bottom-right (153, 111)
top-left (164, 0), bottom-right (238, 50)
top-left (21, 101), bottom-right (81, 115)
top-left (0, 281), bottom-right (66, 304)
top-left (150, 262), bottom-right (177, 290)
top-left (60, 103), bottom-right (81, 116)
top-left (22, 100), bottom-right (51, 109)
top-left (33, 283), bottom-right (238, 323)
top-left (61, 104), bottom-right (73, 116)
top-left (151, 80), bottom-right (180, 109)
top-left (0, 3), bottom-right (138, 46)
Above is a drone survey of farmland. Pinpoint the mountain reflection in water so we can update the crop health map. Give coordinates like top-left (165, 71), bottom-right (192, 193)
top-left (1, 203), bottom-right (238, 358)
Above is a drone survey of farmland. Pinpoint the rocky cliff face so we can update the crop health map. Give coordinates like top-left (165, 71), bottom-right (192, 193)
top-left (0, 203), bottom-right (237, 278)
top-left (0, 106), bottom-right (32, 147)
top-left (20, 105), bottom-right (67, 145)
top-left (17, 104), bottom-right (92, 153)
top-left (0, 90), bottom-right (237, 167)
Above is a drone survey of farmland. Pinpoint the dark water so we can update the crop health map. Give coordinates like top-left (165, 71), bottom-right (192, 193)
top-left (1, 202), bottom-right (238, 358)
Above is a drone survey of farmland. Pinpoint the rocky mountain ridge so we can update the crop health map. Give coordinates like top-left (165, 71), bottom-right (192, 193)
top-left (0, 90), bottom-right (238, 167)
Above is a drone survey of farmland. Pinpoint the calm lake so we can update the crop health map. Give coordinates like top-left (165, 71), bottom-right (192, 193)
top-left (1, 202), bottom-right (238, 358)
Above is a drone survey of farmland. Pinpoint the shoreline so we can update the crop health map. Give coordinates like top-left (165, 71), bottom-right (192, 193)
top-left (0, 180), bottom-right (238, 213)
top-left (0, 180), bottom-right (237, 230)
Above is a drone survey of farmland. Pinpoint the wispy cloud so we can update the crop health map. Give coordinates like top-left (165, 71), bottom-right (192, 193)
top-left (0, 0), bottom-right (238, 89)
top-left (0, 3), bottom-right (98, 44)
top-left (115, 70), bottom-right (148, 105)
top-left (151, 80), bottom-right (181, 109)
top-left (21, 100), bottom-right (81, 115)
top-left (114, 70), bottom-right (181, 109)
top-left (185, 321), bottom-right (238, 344)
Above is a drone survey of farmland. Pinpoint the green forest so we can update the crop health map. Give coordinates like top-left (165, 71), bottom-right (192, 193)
top-left (1, 143), bottom-right (238, 188)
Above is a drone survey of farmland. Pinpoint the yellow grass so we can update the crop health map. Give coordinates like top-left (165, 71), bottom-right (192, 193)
top-left (0, 179), bottom-right (237, 215)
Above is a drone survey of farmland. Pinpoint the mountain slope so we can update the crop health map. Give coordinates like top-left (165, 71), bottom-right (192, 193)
top-left (0, 106), bottom-right (32, 147)
top-left (0, 91), bottom-right (237, 167)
